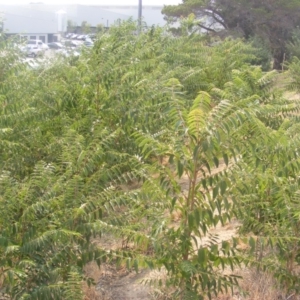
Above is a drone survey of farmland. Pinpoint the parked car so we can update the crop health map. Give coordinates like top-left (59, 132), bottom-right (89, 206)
top-left (76, 35), bottom-right (85, 40)
top-left (88, 34), bottom-right (96, 41)
top-left (25, 45), bottom-right (43, 57)
top-left (85, 37), bottom-right (93, 43)
top-left (63, 40), bottom-right (81, 48)
top-left (83, 41), bottom-right (94, 48)
top-left (47, 42), bottom-right (64, 50)
top-left (27, 40), bottom-right (49, 50)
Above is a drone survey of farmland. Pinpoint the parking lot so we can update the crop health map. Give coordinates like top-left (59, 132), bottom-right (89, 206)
top-left (24, 33), bottom-right (95, 59)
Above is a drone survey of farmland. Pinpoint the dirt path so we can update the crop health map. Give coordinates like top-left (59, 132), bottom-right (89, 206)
top-left (96, 267), bottom-right (152, 300)
top-left (84, 262), bottom-right (166, 300)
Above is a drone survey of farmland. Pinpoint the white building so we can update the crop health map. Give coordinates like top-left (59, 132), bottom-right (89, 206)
top-left (1, 4), bottom-right (59, 43)
top-left (0, 3), bottom-right (166, 43)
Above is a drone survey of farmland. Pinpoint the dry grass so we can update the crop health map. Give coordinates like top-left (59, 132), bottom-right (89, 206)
top-left (284, 91), bottom-right (300, 100)
top-left (83, 285), bottom-right (103, 300)
top-left (215, 268), bottom-right (292, 300)
top-left (81, 261), bottom-right (293, 300)
top-left (149, 267), bottom-right (289, 300)
top-left (82, 262), bottom-right (104, 300)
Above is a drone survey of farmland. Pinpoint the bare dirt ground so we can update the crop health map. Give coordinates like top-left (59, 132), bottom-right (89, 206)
top-left (84, 263), bottom-right (151, 300)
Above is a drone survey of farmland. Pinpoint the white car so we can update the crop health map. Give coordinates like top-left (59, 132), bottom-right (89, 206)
top-left (27, 40), bottom-right (49, 50)
top-left (25, 45), bottom-right (43, 57)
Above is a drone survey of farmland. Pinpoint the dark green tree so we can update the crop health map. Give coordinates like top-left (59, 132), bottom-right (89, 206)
top-left (81, 21), bottom-right (91, 34)
top-left (162, 0), bottom-right (300, 69)
top-left (67, 19), bottom-right (77, 33)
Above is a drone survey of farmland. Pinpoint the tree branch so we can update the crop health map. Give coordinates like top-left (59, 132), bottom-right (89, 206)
top-left (205, 7), bottom-right (228, 29)
top-left (197, 23), bottom-right (217, 33)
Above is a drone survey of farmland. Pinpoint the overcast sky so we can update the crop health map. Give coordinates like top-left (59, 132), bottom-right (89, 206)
top-left (0, 0), bottom-right (181, 5)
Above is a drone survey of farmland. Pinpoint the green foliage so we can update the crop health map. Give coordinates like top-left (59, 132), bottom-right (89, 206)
top-left (67, 20), bottom-right (77, 33)
top-left (63, 270), bottom-right (84, 300)
top-left (248, 35), bottom-right (272, 71)
top-left (285, 57), bottom-right (300, 92)
top-left (163, 0), bottom-right (300, 69)
top-left (228, 65), bottom-right (300, 294)
top-left (232, 126), bottom-right (300, 293)
top-left (0, 19), bottom-right (300, 299)
top-left (286, 28), bottom-right (300, 60)
top-left (81, 21), bottom-right (91, 34)
top-left (96, 23), bottom-right (105, 33)
top-left (133, 63), bottom-right (295, 297)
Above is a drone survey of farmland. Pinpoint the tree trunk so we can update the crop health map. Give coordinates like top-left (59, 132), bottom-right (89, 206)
top-left (272, 49), bottom-right (285, 70)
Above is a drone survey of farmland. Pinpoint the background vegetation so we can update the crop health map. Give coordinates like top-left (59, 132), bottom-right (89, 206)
top-left (163, 0), bottom-right (300, 69)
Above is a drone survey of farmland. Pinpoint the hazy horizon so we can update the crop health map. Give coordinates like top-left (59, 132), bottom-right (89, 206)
top-left (0, 0), bottom-right (181, 5)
